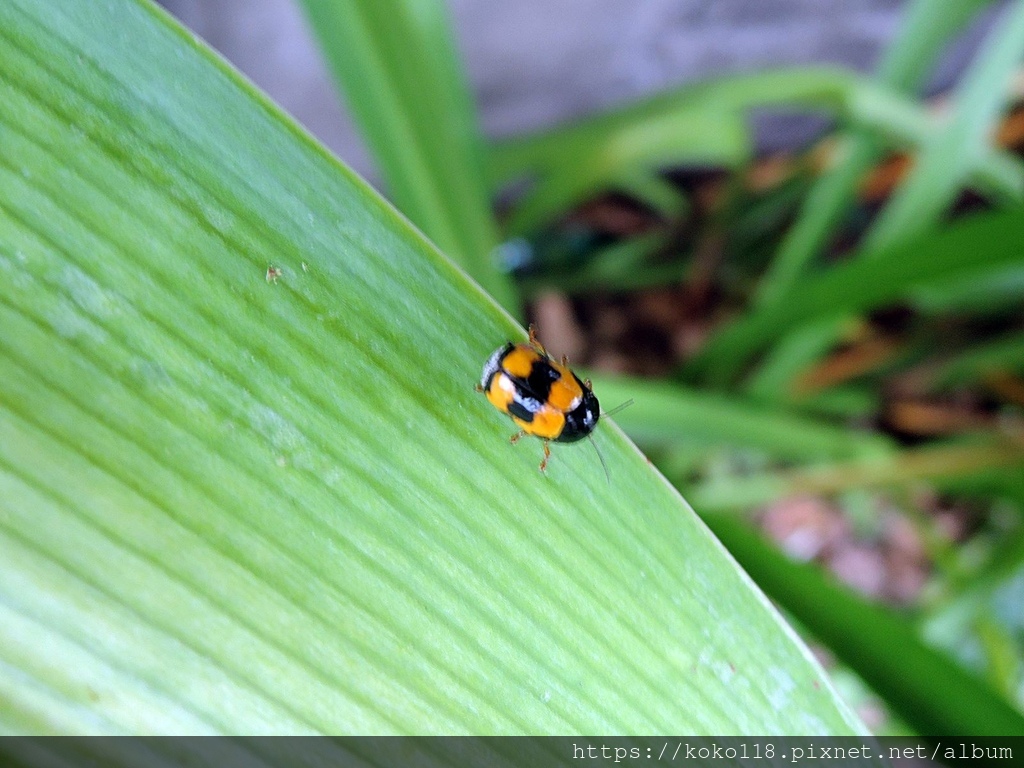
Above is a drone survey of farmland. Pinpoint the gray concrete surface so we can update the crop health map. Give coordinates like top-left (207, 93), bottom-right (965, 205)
top-left (157, 0), bottom-right (1004, 183)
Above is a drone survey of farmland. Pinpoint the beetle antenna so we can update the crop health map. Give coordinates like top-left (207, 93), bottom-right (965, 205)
top-left (588, 434), bottom-right (610, 484)
top-left (602, 398), bottom-right (634, 418)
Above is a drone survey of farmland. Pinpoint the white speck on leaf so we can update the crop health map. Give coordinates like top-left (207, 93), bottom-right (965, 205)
top-left (248, 403), bottom-right (307, 457)
top-left (59, 265), bottom-right (121, 319)
top-left (766, 667), bottom-right (796, 710)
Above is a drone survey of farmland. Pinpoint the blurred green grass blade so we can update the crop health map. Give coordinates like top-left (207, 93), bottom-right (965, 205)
top-left (504, 113), bottom-right (746, 237)
top-left (976, 618), bottom-right (1022, 699)
top-left (740, 0), bottom-right (1007, 404)
top-left (587, 374), bottom-right (894, 462)
top-left (942, 472), bottom-right (1024, 512)
top-left (878, 0), bottom-right (997, 90)
top-left (689, 442), bottom-right (1024, 512)
top-left (752, 147), bottom-right (878, 311)
top-left (490, 68), bottom-right (861, 183)
top-left (924, 540), bottom-right (1024, 694)
top-left (929, 330), bottom-right (1024, 389)
top-left (913, 261), bottom-right (1024, 313)
top-left (754, 0), bottom-right (998, 309)
top-left (790, 386), bottom-right (879, 420)
top-left (686, 209), bottom-right (1024, 386)
top-left (0, 0), bottom-right (867, 736)
top-left (296, 0), bottom-right (517, 312)
top-left (742, 318), bottom-right (852, 402)
top-left (865, 0), bottom-right (1024, 253)
top-left (703, 516), bottom-right (1024, 737)
top-left (940, 526), bottom-right (1024, 601)
top-left (520, 232), bottom-right (677, 297)
top-left (493, 65), bottom-right (1023, 238)
top-left (612, 170), bottom-right (690, 220)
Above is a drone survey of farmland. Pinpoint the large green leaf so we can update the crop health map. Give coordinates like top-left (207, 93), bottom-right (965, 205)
top-left (0, 0), bottom-right (866, 736)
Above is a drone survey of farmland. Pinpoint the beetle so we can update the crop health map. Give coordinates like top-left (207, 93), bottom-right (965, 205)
top-left (477, 325), bottom-right (603, 473)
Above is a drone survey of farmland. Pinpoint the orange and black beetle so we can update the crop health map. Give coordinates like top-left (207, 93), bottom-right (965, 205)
top-left (477, 326), bottom-right (600, 472)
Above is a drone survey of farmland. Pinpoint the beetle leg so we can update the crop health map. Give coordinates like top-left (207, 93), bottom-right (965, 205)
top-left (509, 430), bottom-right (527, 445)
top-left (528, 324), bottom-right (546, 355)
top-left (538, 440), bottom-right (551, 473)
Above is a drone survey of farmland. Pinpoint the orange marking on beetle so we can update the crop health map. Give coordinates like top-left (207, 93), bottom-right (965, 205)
top-left (512, 405), bottom-right (565, 440)
top-left (500, 345), bottom-right (537, 379)
top-left (486, 373), bottom-right (517, 412)
top-left (546, 361), bottom-right (584, 411)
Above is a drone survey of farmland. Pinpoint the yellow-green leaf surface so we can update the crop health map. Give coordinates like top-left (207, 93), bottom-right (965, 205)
top-left (0, 0), bottom-right (867, 736)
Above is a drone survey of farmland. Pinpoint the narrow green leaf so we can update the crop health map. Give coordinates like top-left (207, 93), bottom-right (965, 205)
top-left (520, 232), bottom-right (677, 297)
top-left (742, 318), bottom-right (853, 402)
top-left (686, 210), bottom-right (1024, 386)
top-left (492, 66), bottom-right (1024, 237)
top-left (976, 618), bottom-right (1023, 700)
top-left (0, 0), bottom-right (865, 735)
top-left (737, 0), bottom-right (1008, 402)
top-left (587, 375), bottom-right (894, 462)
top-left (925, 534), bottom-right (1024, 678)
top-left (754, 0), bottom-right (999, 308)
top-left (741, 1), bottom-right (1011, 409)
top-left (930, 330), bottom-right (1024, 389)
top-left (296, 0), bottom-right (517, 312)
top-left (913, 262), bottom-right (1024, 313)
top-left (611, 170), bottom-right (691, 220)
top-left (689, 442), bottom-right (1024, 512)
top-left (504, 113), bottom-right (746, 236)
top-left (865, 0), bottom-right (1024, 252)
top-left (787, 386), bottom-right (879, 421)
